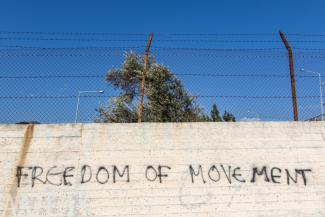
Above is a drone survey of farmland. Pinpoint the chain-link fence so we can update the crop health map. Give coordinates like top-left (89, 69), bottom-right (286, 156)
top-left (1, 32), bottom-right (325, 123)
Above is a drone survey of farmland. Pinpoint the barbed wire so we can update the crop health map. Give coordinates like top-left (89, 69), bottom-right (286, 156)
top-left (0, 45), bottom-right (146, 50)
top-left (0, 31), bottom-right (150, 36)
top-left (0, 46), bottom-right (285, 52)
top-left (0, 95), bottom-right (116, 99)
top-left (0, 74), bottom-right (320, 80)
top-left (2, 45), bottom-right (325, 52)
top-left (2, 31), bottom-right (325, 37)
top-left (3, 37), bottom-right (325, 43)
top-left (0, 46), bottom-right (282, 51)
top-left (0, 31), bottom-right (282, 37)
top-left (0, 37), bottom-right (149, 42)
top-left (0, 34), bottom-right (325, 123)
top-left (0, 95), bottom-right (319, 99)
top-left (2, 49), bottom-right (325, 58)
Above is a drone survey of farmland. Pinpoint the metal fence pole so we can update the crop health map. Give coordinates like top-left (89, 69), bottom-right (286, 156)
top-left (279, 31), bottom-right (299, 121)
top-left (138, 33), bottom-right (154, 123)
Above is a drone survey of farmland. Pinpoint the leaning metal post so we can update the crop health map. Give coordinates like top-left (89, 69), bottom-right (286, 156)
top-left (138, 33), bottom-right (154, 123)
top-left (279, 31), bottom-right (299, 121)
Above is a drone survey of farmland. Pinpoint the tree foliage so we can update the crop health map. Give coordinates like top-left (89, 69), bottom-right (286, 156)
top-left (210, 104), bottom-right (222, 122)
top-left (222, 111), bottom-right (236, 122)
top-left (95, 52), bottom-right (205, 123)
top-left (96, 52), bottom-right (237, 123)
top-left (207, 104), bottom-right (236, 122)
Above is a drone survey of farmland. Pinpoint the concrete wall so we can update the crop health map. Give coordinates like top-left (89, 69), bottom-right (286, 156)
top-left (0, 122), bottom-right (324, 217)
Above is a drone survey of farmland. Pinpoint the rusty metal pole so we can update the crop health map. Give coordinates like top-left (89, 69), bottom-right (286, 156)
top-left (279, 31), bottom-right (299, 121)
top-left (138, 33), bottom-right (154, 123)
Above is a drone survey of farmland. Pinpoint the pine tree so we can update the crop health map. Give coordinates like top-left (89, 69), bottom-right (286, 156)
top-left (223, 111), bottom-right (236, 122)
top-left (210, 104), bottom-right (222, 122)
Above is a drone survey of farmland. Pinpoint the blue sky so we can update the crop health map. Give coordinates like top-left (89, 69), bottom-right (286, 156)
top-left (0, 0), bottom-right (325, 123)
top-left (1, 0), bottom-right (325, 34)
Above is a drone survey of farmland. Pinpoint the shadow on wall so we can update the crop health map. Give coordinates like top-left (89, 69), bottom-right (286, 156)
top-left (16, 121), bottom-right (41, 125)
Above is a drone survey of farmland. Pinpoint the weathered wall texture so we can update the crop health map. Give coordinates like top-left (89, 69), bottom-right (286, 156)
top-left (0, 122), bottom-right (324, 217)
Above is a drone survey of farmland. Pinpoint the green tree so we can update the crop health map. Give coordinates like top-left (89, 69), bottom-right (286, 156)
top-left (95, 52), bottom-right (205, 123)
top-left (223, 111), bottom-right (236, 122)
top-left (210, 104), bottom-right (222, 122)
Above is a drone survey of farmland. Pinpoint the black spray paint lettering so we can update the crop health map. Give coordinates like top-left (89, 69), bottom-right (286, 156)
top-left (113, 165), bottom-right (130, 183)
top-left (16, 166), bottom-right (30, 187)
top-left (189, 164), bottom-right (246, 184)
top-left (81, 165), bottom-right (92, 184)
top-left (250, 166), bottom-right (312, 185)
top-left (16, 165), bottom-right (130, 187)
top-left (145, 165), bottom-right (171, 183)
top-left (207, 165), bottom-right (220, 182)
top-left (271, 167), bottom-right (282, 184)
top-left (63, 167), bottom-right (75, 186)
top-left (16, 166), bottom-right (75, 187)
top-left (15, 164), bottom-right (312, 187)
top-left (250, 166), bottom-right (270, 183)
top-left (232, 167), bottom-right (246, 183)
top-left (80, 165), bottom-right (130, 184)
top-left (46, 166), bottom-right (64, 186)
top-left (31, 166), bottom-right (46, 187)
top-left (189, 165), bottom-right (206, 184)
top-left (96, 167), bottom-right (110, 184)
top-left (286, 169), bottom-right (312, 186)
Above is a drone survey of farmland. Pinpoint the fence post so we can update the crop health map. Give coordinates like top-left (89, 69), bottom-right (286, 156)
top-left (279, 31), bottom-right (299, 121)
top-left (138, 33), bottom-right (154, 123)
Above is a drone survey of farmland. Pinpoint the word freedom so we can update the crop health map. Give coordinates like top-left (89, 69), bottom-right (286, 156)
top-left (16, 164), bottom-right (312, 187)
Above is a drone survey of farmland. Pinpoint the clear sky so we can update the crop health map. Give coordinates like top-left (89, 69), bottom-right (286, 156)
top-left (1, 0), bottom-right (325, 123)
top-left (0, 0), bottom-right (324, 34)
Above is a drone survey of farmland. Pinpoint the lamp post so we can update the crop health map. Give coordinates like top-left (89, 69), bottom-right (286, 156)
top-left (75, 90), bottom-right (104, 123)
top-left (301, 68), bottom-right (324, 121)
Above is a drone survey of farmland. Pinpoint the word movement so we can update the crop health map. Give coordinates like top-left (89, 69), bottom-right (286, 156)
top-left (16, 164), bottom-right (312, 187)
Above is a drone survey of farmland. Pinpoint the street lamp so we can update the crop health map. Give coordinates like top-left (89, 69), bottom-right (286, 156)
top-left (75, 90), bottom-right (104, 123)
top-left (301, 68), bottom-right (324, 121)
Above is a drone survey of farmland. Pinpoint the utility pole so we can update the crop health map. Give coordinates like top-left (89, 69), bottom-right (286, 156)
top-left (279, 31), bottom-right (299, 121)
top-left (138, 33), bottom-right (154, 123)
top-left (301, 68), bottom-right (324, 121)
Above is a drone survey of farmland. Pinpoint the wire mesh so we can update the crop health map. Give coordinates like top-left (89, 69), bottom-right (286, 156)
top-left (1, 32), bottom-right (325, 123)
